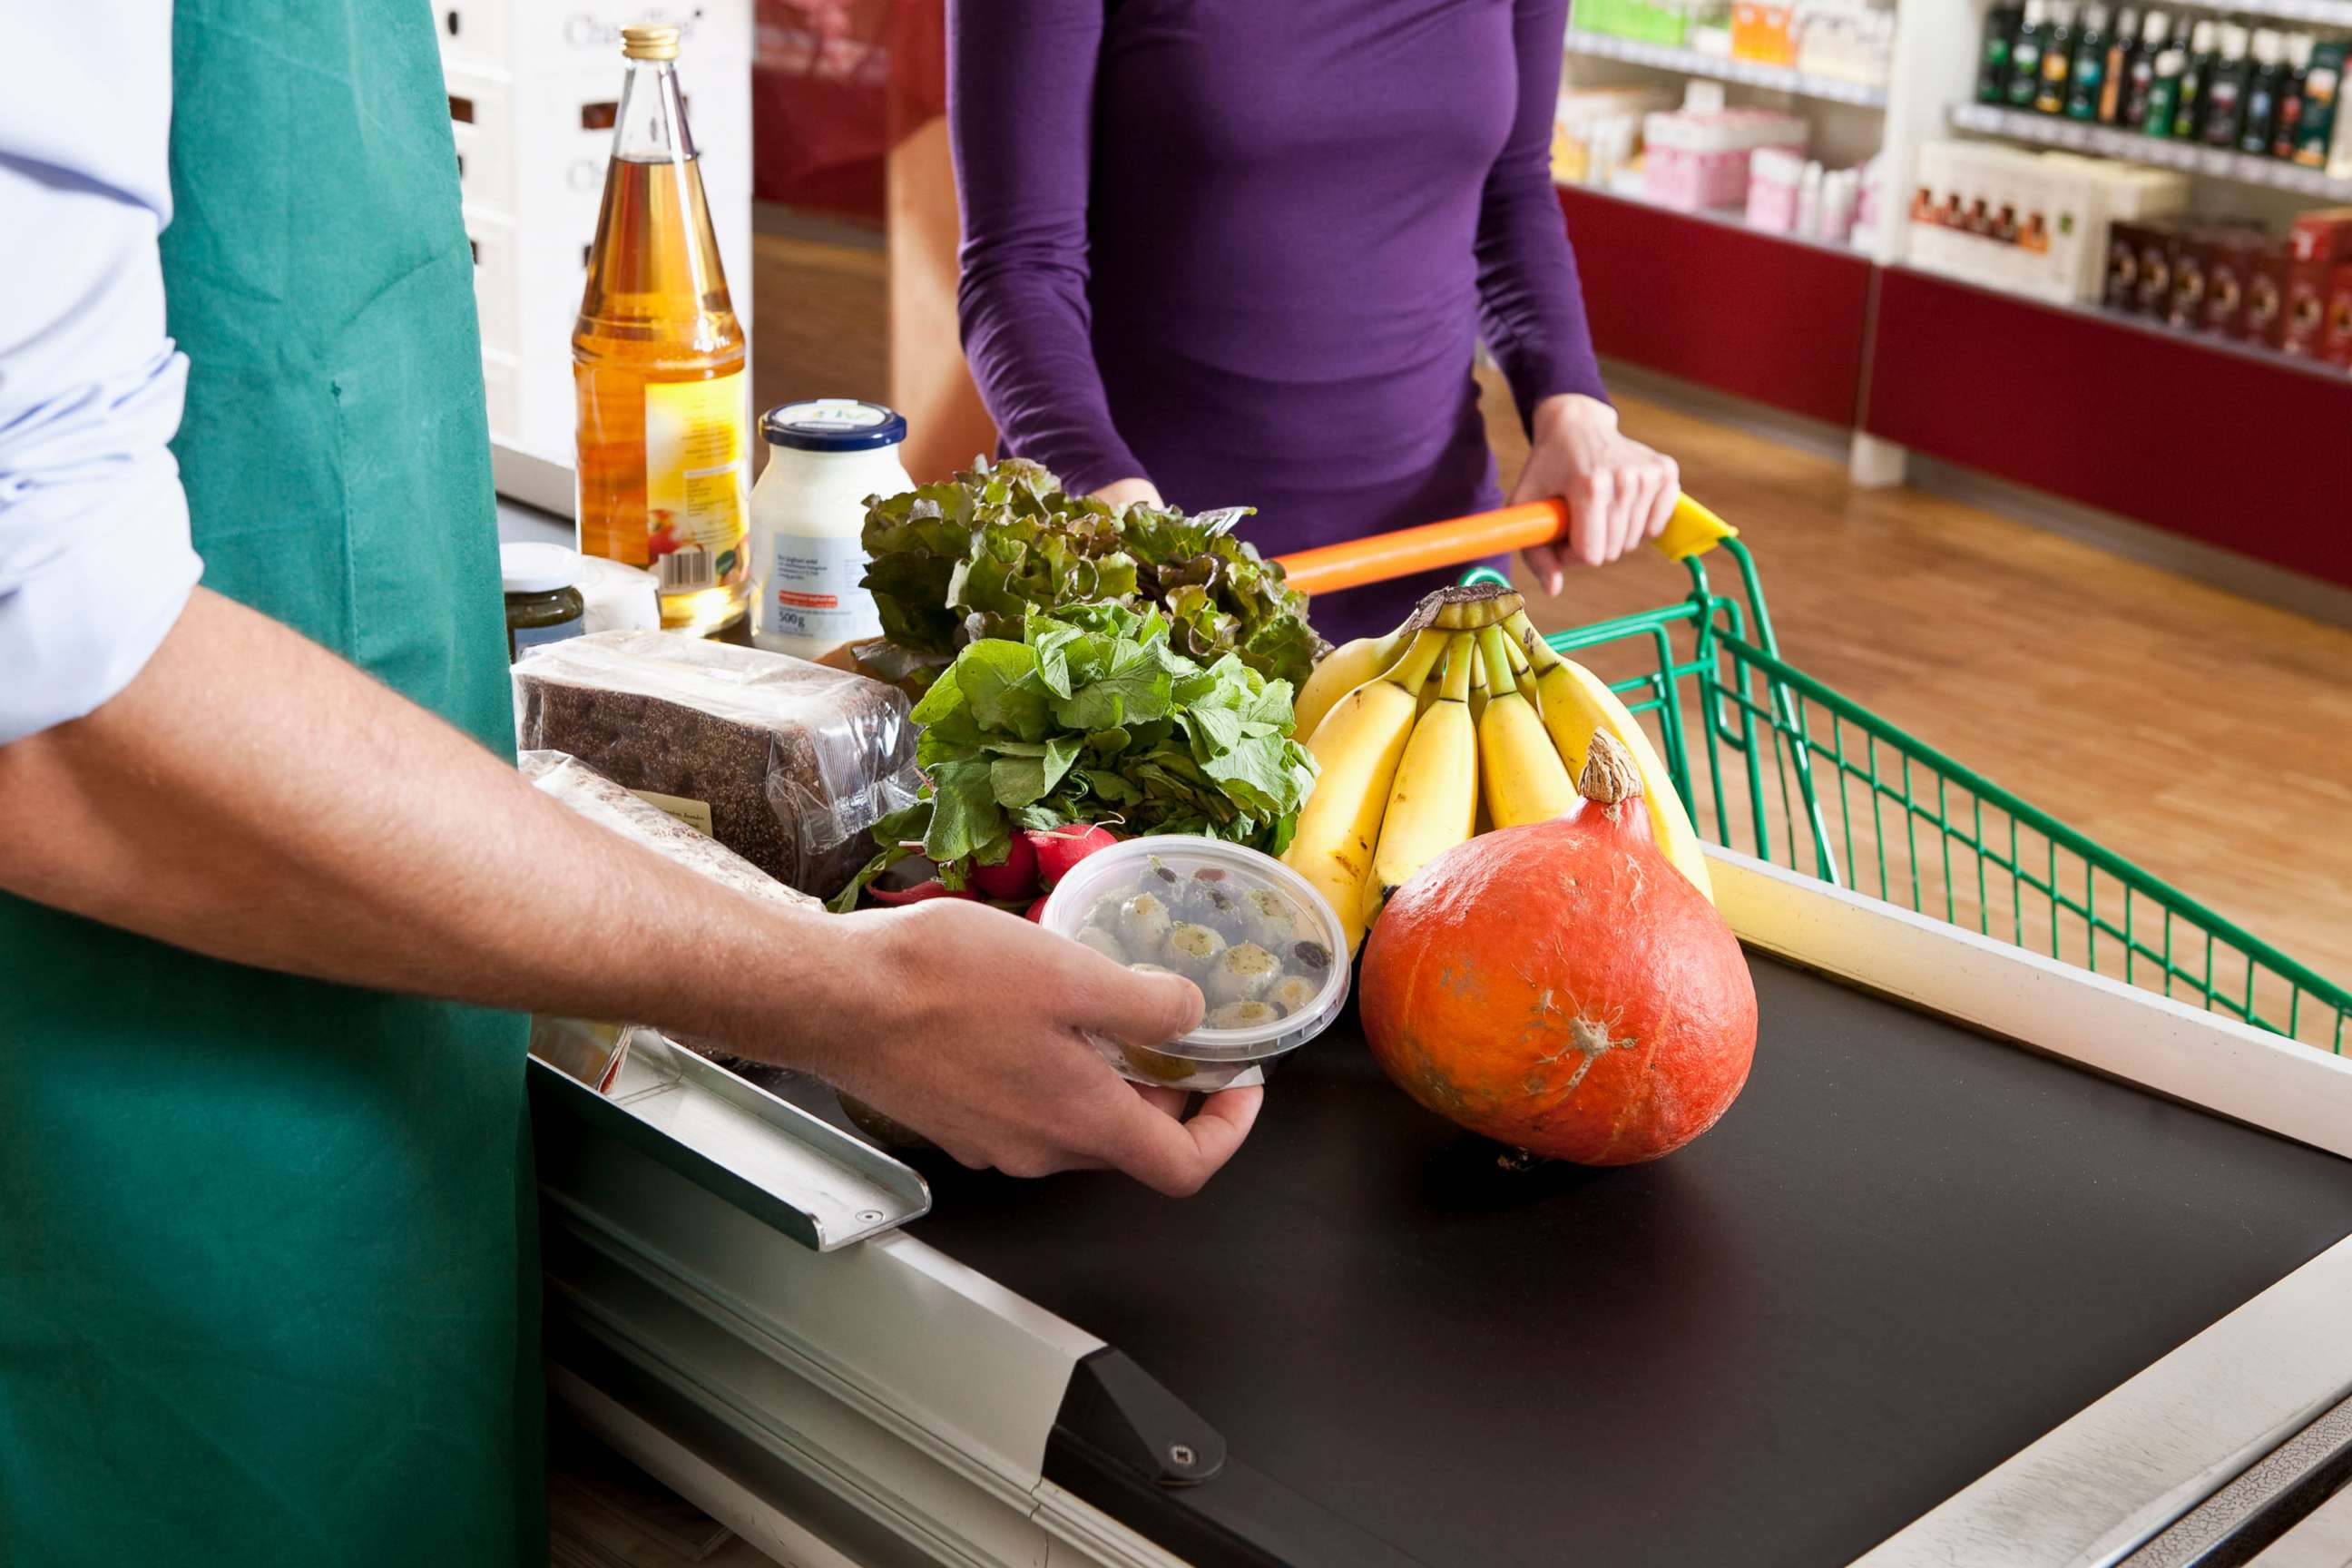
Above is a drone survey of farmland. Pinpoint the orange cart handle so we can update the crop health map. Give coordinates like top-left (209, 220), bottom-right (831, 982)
top-left (1271, 493), bottom-right (1736, 598)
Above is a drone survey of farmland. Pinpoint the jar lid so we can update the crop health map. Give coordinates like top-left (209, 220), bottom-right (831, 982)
top-left (760, 399), bottom-right (907, 452)
top-left (500, 542), bottom-right (583, 595)
top-left (1039, 835), bottom-right (1351, 1068)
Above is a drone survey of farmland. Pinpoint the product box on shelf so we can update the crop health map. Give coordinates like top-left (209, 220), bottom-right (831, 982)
top-left (2134, 224), bottom-right (2180, 317)
top-left (2245, 250), bottom-right (2291, 349)
top-left (2324, 264), bottom-right (2352, 368)
top-left (2284, 208), bottom-right (2352, 358)
top-left (1906, 141), bottom-right (2187, 309)
top-left (2203, 230), bottom-right (2274, 339)
top-left (1642, 107), bottom-right (1807, 211)
top-left (2105, 219), bottom-right (2159, 313)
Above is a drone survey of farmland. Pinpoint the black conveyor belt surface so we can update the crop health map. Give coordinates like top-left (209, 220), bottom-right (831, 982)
top-left (897, 957), bottom-right (2352, 1567)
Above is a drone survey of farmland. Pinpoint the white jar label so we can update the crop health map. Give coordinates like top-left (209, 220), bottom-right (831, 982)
top-left (757, 531), bottom-right (883, 646)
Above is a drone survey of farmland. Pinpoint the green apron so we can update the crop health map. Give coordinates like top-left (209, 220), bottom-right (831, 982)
top-left (0, 4), bottom-right (543, 1563)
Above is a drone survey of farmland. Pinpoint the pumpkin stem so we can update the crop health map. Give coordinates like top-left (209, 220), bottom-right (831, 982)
top-left (1577, 732), bottom-right (1645, 807)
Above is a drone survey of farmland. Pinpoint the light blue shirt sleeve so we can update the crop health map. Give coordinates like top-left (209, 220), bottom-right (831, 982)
top-left (0, 9), bottom-right (203, 745)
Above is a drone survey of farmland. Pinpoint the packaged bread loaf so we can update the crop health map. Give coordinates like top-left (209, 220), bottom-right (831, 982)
top-left (513, 632), bottom-right (920, 898)
top-left (519, 750), bottom-right (820, 914)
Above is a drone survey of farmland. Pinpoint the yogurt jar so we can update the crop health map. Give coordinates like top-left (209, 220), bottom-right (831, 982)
top-left (748, 399), bottom-right (910, 661)
top-left (1040, 836), bottom-right (1352, 1092)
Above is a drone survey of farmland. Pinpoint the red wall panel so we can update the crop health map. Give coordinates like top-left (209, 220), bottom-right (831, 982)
top-left (1560, 185), bottom-right (1873, 427)
top-left (1865, 266), bottom-right (2352, 590)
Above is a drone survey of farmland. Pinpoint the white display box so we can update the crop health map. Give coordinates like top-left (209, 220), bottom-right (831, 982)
top-left (437, 0), bottom-right (753, 511)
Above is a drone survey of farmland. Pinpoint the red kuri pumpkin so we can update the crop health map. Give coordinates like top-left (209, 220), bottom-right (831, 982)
top-left (1360, 734), bottom-right (1757, 1165)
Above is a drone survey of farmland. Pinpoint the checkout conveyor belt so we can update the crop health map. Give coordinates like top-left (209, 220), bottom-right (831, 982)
top-left (806, 957), bottom-right (2352, 1568)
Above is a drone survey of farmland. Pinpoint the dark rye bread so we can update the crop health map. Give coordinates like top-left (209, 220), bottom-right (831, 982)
top-left (513, 632), bottom-right (919, 899)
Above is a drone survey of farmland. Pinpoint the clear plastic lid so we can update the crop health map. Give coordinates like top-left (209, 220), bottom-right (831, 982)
top-left (1040, 835), bottom-right (1350, 1063)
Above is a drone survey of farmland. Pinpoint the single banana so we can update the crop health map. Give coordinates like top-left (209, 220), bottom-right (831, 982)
top-left (1365, 632), bottom-right (1480, 930)
top-left (1295, 628), bottom-right (1406, 742)
top-left (1500, 625), bottom-right (1538, 702)
top-left (1475, 624), bottom-right (1577, 828)
top-left (1465, 635), bottom-right (1493, 728)
top-left (1283, 630), bottom-right (1451, 955)
top-left (1509, 612), bottom-right (1715, 901)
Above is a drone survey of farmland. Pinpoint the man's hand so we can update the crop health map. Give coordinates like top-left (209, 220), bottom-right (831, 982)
top-left (1513, 393), bottom-right (1680, 593)
top-left (806, 900), bottom-right (1261, 1196)
top-left (1091, 476), bottom-right (1165, 512)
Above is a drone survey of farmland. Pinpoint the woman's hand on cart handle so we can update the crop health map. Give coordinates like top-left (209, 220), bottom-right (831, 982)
top-left (1514, 394), bottom-right (1681, 593)
top-left (817, 899), bottom-right (1261, 1196)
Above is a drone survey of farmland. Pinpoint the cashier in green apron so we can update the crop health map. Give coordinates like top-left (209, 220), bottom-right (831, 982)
top-left (0, 8), bottom-right (1255, 1565)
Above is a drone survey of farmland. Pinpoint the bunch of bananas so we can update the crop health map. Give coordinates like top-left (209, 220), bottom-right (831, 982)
top-left (1282, 583), bottom-right (1714, 956)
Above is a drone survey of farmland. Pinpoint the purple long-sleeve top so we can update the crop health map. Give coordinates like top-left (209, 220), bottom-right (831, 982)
top-left (948, 0), bottom-right (1608, 642)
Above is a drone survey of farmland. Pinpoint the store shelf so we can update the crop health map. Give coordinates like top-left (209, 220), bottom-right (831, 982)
top-left (1576, 177), bottom-right (1870, 258)
top-left (1864, 264), bottom-right (2352, 590)
top-left (1951, 103), bottom-right (2352, 201)
top-left (1564, 29), bottom-right (1889, 109)
top-left (1560, 182), bottom-right (1873, 426)
top-left (2166, 0), bottom-right (2352, 23)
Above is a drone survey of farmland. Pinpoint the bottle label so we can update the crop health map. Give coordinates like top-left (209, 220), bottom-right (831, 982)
top-left (643, 372), bottom-right (750, 597)
top-left (757, 530), bottom-right (885, 647)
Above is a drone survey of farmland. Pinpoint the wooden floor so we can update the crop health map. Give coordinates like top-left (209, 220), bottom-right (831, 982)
top-left (1484, 377), bottom-right (2352, 1043)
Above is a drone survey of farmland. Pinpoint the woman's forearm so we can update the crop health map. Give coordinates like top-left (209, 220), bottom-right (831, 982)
top-left (1475, 0), bottom-right (1610, 428)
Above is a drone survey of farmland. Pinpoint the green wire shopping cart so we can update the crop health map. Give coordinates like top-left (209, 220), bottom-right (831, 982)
top-left (1453, 544), bottom-right (2351, 1056)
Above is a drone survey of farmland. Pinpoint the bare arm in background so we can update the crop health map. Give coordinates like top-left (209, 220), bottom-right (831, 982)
top-left (0, 589), bottom-right (1259, 1193)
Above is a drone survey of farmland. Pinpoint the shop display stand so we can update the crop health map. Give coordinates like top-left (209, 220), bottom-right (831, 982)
top-left (1564, 27), bottom-right (1891, 106)
top-left (1559, 0), bottom-right (2352, 591)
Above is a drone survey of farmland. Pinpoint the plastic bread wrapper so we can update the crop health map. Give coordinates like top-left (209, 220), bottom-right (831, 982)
top-left (524, 749), bottom-right (819, 1065)
top-left (512, 632), bottom-right (923, 897)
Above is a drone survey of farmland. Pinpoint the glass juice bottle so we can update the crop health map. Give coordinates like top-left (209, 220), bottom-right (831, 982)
top-left (573, 24), bottom-right (750, 636)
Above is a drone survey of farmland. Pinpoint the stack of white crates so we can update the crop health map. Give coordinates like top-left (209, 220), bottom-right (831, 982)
top-left (435, 0), bottom-right (753, 505)
top-left (1907, 142), bottom-right (2187, 307)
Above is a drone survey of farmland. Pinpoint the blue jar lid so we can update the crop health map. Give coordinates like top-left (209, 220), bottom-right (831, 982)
top-left (760, 398), bottom-right (907, 452)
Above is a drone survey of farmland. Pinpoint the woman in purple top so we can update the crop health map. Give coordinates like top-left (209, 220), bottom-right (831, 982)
top-left (948, 0), bottom-right (1682, 642)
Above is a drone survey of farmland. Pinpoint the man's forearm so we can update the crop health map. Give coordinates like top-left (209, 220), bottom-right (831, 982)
top-left (0, 588), bottom-right (877, 1061)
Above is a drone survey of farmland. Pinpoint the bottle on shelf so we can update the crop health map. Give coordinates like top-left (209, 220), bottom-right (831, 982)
top-left (2036, 1), bottom-right (2077, 114)
top-left (2066, 5), bottom-right (2110, 122)
top-left (2273, 34), bottom-right (2318, 161)
top-left (2172, 18), bottom-right (2220, 141)
top-left (2200, 24), bottom-right (2253, 150)
top-left (2097, 5), bottom-right (2139, 124)
top-left (571, 24), bottom-right (752, 637)
top-left (1980, 3), bottom-right (2025, 105)
top-left (2009, 1), bottom-right (2051, 111)
top-left (2122, 10), bottom-right (2171, 131)
top-left (2293, 40), bottom-right (2345, 169)
top-left (2241, 30), bottom-right (2288, 158)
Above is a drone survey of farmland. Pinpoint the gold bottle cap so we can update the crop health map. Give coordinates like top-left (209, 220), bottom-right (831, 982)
top-left (621, 24), bottom-right (681, 60)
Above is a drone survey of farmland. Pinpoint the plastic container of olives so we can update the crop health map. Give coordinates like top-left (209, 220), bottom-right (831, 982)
top-left (1039, 835), bottom-right (1351, 1092)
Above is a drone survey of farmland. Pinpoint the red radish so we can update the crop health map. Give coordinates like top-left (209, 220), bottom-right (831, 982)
top-left (968, 831), bottom-right (1040, 900)
top-left (1028, 823), bottom-right (1119, 888)
top-left (1360, 733), bottom-right (1756, 1166)
top-left (1025, 894), bottom-right (1052, 923)
top-left (865, 879), bottom-right (977, 906)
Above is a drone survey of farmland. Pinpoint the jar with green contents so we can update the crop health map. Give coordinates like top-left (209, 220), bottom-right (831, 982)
top-left (501, 542), bottom-right (587, 662)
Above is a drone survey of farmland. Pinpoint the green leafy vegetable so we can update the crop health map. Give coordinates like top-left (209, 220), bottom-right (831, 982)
top-left (831, 603), bottom-right (1318, 909)
top-left (859, 456), bottom-right (1325, 691)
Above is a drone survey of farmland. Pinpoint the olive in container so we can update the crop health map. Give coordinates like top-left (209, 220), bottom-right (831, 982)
top-left (1040, 835), bottom-right (1350, 1092)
